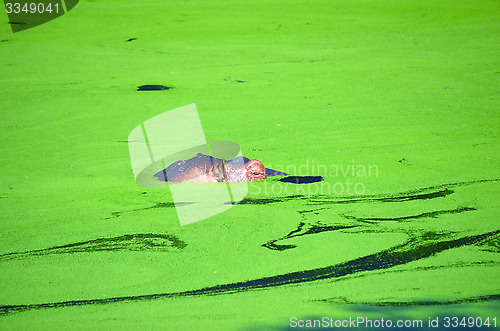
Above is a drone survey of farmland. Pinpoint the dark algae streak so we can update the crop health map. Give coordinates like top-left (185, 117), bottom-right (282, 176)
top-left (0, 231), bottom-right (497, 316)
top-left (0, 234), bottom-right (187, 261)
top-left (0, 179), bottom-right (498, 316)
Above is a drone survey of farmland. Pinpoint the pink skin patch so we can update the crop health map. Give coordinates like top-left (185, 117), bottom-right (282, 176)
top-left (244, 160), bottom-right (266, 181)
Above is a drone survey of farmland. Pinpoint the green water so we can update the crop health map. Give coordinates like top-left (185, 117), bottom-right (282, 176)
top-left (1, 0), bottom-right (499, 329)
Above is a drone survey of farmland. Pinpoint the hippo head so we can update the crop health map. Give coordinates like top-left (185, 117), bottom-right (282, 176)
top-left (244, 160), bottom-right (266, 181)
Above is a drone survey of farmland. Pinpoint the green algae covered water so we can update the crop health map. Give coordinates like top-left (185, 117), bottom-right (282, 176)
top-left (1, 0), bottom-right (499, 329)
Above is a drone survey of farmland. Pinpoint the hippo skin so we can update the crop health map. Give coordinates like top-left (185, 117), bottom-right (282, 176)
top-left (154, 153), bottom-right (287, 183)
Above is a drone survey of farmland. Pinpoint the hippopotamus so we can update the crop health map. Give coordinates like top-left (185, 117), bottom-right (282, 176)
top-left (154, 153), bottom-right (288, 183)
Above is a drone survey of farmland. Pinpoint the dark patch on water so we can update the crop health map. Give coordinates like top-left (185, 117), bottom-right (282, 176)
top-left (0, 233), bottom-right (186, 261)
top-left (341, 206), bottom-right (476, 223)
top-left (126, 38), bottom-right (137, 42)
top-left (8, 22), bottom-right (26, 25)
top-left (235, 195), bottom-right (306, 205)
top-left (321, 293), bottom-right (500, 307)
top-left (278, 176), bottom-right (324, 184)
top-left (303, 178), bottom-right (496, 207)
top-left (234, 188), bottom-right (453, 207)
top-left (236, 80), bottom-right (246, 83)
top-left (142, 202), bottom-right (193, 209)
top-left (475, 233), bottom-right (500, 253)
top-left (262, 222), bottom-right (357, 251)
top-left (107, 211), bottom-right (121, 219)
top-left (261, 242), bottom-right (298, 251)
top-left (137, 85), bottom-right (172, 91)
top-left (0, 230), bottom-right (497, 316)
top-left (105, 202), bottom-right (192, 219)
top-left (0, 39), bottom-right (9, 42)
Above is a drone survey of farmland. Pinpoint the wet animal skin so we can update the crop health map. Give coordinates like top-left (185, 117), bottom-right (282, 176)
top-left (154, 154), bottom-right (286, 183)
